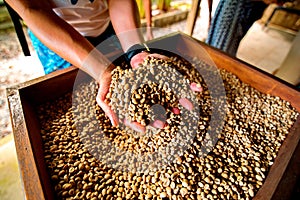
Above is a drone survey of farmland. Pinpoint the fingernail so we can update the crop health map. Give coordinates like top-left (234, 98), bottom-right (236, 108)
top-left (190, 82), bottom-right (203, 92)
top-left (124, 119), bottom-right (145, 133)
top-left (179, 98), bottom-right (194, 110)
top-left (134, 125), bottom-right (146, 133)
top-left (110, 119), bottom-right (116, 126)
top-left (172, 107), bottom-right (180, 114)
top-left (153, 120), bottom-right (165, 129)
top-left (131, 122), bottom-right (146, 133)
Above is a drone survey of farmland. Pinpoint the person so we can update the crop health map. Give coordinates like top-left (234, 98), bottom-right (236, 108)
top-left (6, 0), bottom-right (201, 132)
top-left (143, 0), bottom-right (154, 40)
top-left (206, 0), bottom-right (273, 56)
top-left (136, 0), bottom-right (154, 40)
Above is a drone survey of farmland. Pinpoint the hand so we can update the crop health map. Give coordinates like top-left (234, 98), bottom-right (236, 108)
top-left (95, 52), bottom-right (166, 129)
top-left (124, 51), bottom-right (169, 132)
top-left (126, 52), bottom-right (203, 133)
top-left (96, 64), bottom-right (119, 127)
top-left (96, 51), bottom-right (203, 133)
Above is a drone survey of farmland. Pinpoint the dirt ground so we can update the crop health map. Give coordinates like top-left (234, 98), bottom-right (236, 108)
top-left (0, 28), bottom-right (44, 139)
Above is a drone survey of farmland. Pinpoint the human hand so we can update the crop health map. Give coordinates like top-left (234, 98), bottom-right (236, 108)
top-left (96, 51), bottom-right (203, 133)
top-left (125, 52), bottom-right (203, 133)
top-left (95, 51), bottom-right (162, 130)
top-left (96, 64), bottom-right (119, 127)
top-left (94, 52), bottom-right (165, 129)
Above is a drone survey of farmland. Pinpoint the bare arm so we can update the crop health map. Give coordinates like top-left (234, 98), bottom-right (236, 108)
top-left (7, 0), bottom-right (169, 129)
top-left (108, 0), bottom-right (144, 51)
top-left (5, 0), bottom-right (107, 80)
top-left (6, 0), bottom-right (147, 77)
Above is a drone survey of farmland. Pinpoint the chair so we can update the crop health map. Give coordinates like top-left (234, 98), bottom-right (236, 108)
top-left (4, 0), bottom-right (31, 56)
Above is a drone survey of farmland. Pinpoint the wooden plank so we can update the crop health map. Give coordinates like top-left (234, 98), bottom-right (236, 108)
top-left (6, 89), bottom-right (46, 200)
top-left (6, 66), bottom-right (84, 200)
top-left (185, 0), bottom-right (201, 36)
top-left (17, 66), bottom-right (78, 105)
top-left (255, 116), bottom-right (300, 199)
top-left (20, 95), bottom-right (55, 200)
top-left (271, 125), bottom-right (300, 199)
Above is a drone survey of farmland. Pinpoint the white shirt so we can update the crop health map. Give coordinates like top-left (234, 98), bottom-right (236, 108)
top-left (51, 0), bottom-right (110, 37)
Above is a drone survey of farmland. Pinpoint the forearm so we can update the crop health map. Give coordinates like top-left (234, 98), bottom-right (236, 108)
top-left (108, 0), bottom-right (144, 52)
top-left (6, 0), bottom-right (107, 80)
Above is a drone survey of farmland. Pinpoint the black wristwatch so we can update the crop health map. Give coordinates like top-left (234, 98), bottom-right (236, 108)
top-left (124, 43), bottom-right (151, 62)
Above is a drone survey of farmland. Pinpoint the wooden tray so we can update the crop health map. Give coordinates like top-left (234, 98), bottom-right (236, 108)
top-left (7, 32), bottom-right (300, 200)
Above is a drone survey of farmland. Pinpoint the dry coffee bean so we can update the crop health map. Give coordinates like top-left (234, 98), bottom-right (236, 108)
top-left (38, 55), bottom-right (299, 200)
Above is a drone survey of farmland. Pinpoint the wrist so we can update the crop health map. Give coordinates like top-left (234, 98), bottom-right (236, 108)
top-left (124, 43), bottom-right (151, 62)
top-left (96, 63), bottom-right (115, 83)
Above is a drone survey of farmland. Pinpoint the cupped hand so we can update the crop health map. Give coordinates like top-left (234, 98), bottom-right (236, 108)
top-left (96, 51), bottom-right (204, 133)
top-left (96, 52), bottom-right (168, 129)
top-left (126, 52), bottom-right (203, 132)
top-left (130, 51), bottom-right (168, 69)
top-left (124, 52), bottom-right (169, 133)
top-left (96, 64), bottom-right (119, 127)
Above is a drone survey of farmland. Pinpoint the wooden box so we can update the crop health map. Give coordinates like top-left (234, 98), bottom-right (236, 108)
top-left (261, 4), bottom-right (300, 32)
top-left (7, 33), bottom-right (300, 200)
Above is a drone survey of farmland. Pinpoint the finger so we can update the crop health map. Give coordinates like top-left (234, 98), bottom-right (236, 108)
top-left (171, 107), bottom-right (180, 115)
top-left (123, 119), bottom-right (146, 133)
top-left (151, 120), bottom-right (166, 129)
top-left (96, 90), bottom-right (119, 127)
top-left (130, 52), bottom-right (169, 69)
top-left (130, 52), bottom-right (149, 69)
top-left (148, 53), bottom-right (169, 60)
top-left (179, 98), bottom-right (194, 111)
top-left (97, 74), bottom-right (119, 126)
top-left (190, 82), bottom-right (203, 92)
